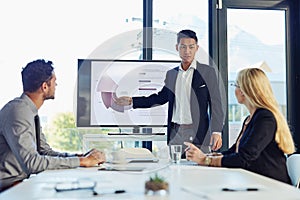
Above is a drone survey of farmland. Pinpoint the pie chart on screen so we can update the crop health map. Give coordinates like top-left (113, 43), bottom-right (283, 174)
top-left (96, 74), bottom-right (128, 113)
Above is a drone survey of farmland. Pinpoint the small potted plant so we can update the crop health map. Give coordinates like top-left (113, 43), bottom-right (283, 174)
top-left (145, 173), bottom-right (169, 195)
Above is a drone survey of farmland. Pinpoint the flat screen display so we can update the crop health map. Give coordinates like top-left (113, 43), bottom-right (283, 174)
top-left (76, 59), bottom-right (180, 127)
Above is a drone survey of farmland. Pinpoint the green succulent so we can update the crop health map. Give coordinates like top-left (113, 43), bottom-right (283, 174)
top-left (149, 173), bottom-right (165, 183)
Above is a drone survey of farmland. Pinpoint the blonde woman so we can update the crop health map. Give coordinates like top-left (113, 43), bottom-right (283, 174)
top-left (185, 67), bottom-right (295, 184)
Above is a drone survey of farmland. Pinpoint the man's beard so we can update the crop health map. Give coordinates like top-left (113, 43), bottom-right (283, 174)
top-left (44, 93), bottom-right (55, 100)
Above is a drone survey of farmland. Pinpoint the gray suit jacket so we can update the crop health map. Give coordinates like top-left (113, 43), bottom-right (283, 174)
top-left (0, 94), bottom-right (79, 190)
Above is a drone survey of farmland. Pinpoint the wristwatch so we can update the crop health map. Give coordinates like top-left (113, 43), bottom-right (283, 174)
top-left (204, 156), bottom-right (212, 166)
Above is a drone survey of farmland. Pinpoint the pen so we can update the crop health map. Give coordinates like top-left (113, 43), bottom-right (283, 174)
top-left (83, 149), bottom-right (94, 157)
top-left (222, 187), bottom-right (258, 192)
top-left (93, 189), bottom-right (126, 196)
top-left (185, 145), bottom-right (191, 152)
top-left (184, 142), bottom-right (191, 152)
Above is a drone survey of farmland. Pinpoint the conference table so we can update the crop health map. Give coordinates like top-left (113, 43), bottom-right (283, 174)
top-left (1, 159), bottom-right (300, 200)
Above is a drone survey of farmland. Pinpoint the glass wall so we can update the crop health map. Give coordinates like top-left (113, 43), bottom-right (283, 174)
top-left (1, 1), bottom-right (290, 152)
top-left (0, 0), bottom-right (209, 153)
top-left (0, 0), bottom-right (142, 119)
top-left (153, 0), bottom-right (209, 61)
top-left (227, 9), bottom-right (286, 146)
top-left (0, 0), bottom-right (142, 152)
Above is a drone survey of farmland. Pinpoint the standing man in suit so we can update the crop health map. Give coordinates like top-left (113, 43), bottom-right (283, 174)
top-left (115, 29), bottom-right (224, 153)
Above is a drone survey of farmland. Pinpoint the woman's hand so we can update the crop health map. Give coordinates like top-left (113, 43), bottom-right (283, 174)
top-left (184, 142), bottom-right (206, 165)
top-left (210, 133), bottom-right (222, 151)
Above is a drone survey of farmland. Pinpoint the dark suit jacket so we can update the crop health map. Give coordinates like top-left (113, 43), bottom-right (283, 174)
top-left (132, 62), bottom-right (224, 146)
top-left (222, 108), bottom-right (291, 184)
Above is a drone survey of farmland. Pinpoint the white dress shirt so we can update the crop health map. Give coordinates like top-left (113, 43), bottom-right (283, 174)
top-left (171, 59), bottom-right (197, 124)
top-left (171, 60), bottom-right (221, 136)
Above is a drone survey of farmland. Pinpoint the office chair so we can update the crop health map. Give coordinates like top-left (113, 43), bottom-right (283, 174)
top-left (287, 153), bottom-right (300, 188)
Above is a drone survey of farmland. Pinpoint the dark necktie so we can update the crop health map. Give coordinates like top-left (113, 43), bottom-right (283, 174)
top-left (34, 115), bottom-right (41, 153)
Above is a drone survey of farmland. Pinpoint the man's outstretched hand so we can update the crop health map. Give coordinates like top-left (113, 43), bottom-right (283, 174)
top-left (114, 96), bottom-right (132, 106)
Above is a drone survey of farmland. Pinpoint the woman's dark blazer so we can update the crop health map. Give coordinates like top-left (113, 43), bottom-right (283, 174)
top-left (222, 108), bottom-right (291, 184)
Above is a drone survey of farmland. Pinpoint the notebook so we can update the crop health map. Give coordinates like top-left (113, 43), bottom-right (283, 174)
top-left (111, 148), bottom-right (159, 164)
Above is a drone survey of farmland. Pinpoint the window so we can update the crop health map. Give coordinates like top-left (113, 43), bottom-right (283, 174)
top-left (213, 0), bottom-right (290, 148)
top-left (153, 0), bottom-right (209, 61)
top-left (0, 0), bottom-right (209, 153)
top-left (0, 0), bottom-right (142, 152)
top-left (227, 9), bottom-right (287, 146)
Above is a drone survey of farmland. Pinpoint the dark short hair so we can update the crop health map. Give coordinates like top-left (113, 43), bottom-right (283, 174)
top-left (21, 59), bottom-right (54, 92)
top-left (177, 29), bottom-right (198, 44)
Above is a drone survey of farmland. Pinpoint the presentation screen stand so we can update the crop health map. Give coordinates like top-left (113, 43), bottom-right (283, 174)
top-left (132, 127), bottom-right (152, 151)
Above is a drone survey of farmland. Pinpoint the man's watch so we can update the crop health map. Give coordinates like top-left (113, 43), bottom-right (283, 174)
top-left (204, 156), bottom-right (212, 166)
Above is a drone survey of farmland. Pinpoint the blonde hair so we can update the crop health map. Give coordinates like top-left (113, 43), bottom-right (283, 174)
top-left (237, 68), bottom-right (295, 154)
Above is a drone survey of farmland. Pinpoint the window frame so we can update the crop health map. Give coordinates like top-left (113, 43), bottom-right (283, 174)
top-left (209, 0), bottom-right (296, 150)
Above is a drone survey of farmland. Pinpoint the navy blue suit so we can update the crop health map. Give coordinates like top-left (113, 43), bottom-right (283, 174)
top-left (222, 108), bottom-right (291, 184)
top-left (132, 62), bottom-right (224, 147)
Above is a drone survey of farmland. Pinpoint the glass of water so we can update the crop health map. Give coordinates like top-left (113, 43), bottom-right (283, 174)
top-left (170, 145), bottom-right (182, 164)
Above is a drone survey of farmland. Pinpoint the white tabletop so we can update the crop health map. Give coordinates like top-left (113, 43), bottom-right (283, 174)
top-left (1, 160), bottom-right (300, 200)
